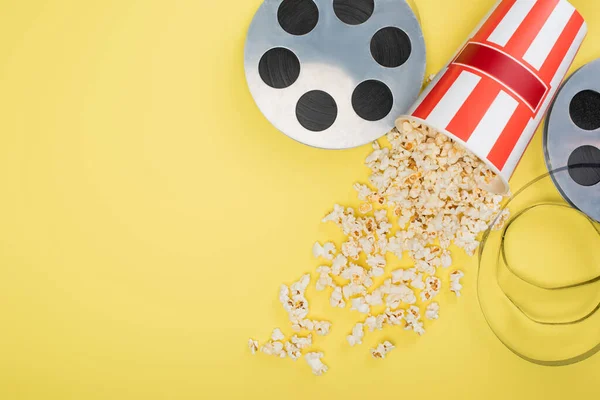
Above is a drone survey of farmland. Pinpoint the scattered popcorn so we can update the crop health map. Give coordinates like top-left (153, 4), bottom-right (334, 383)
top-left (354, 183), bottom-right (374, 201)
top-left (341, 240), bottom-right (361, 260)
top-left (374, 209), bottom-right (387, 222)
top-left (331, 254), bottom-right (348, 276)
top-left (248, 339), bottom-right (259, 355)
top-left (313, 242), bottom-right (337, 260)
top-left (351, 297), bottom-right (371, 314)
top-left (291, 319), bottom-right (331, 336)
top-left (386, 283), bottom-right (417, 308)
top-left (279, 285), bottom-right (290, 306)
top-left (493, 209), bottom-right (510, 231)
top-left (251, 120), bottom-right (512, 374)
top-left (450, 270), bottom-right (465, 296)
top-left (285, 341), bottom-right (302, 360)
top-left (426, 303), bottom-right (440, 320)
top-left (291, 334), bottom-right (312, 350)
top-left (322, 204), bottom-right (345, 224)
top-left (330, 286), bottom-right (346, 308)
top-left (364, 315), bottom-right (385, 332)
top-left (366, 255), bottom-right (386, 275)
top-left (291, 274), bottom-right (311, 295)
top-left (358, 236), bottom-right (375, 255)
top-left (316, 266), bottom-right (334, 291)
top-left (347, 323), bottom-right (365, 346)
top-left (365, 289), bottom-right (384, 307)
top-left (342, 264), bottom-right (373, 288)
top-left (391, 268), bottom-right (425, 290)
top-left (280, 335), bottom-right (313, 361)
top-left (291, 319), bottom-right (314, 332)
top-left (384, 308), bottom-right (405, 326)
top-left (358, 202), bottom-right (373, 214)
top-left (404, 306), bottom-right (425, 336)
top-left (313, 320), bottom-right (332, 336)
top-left (305, 352), bottom-right (328, 376)
top-left (261, 340), bottom-right (286, 358)
top-left (441, 250), bottom-right (452, 268)
top-left (421, 276), bottom-right (442, 301)
top-left (271, 328), bottom-right (285, 342)
top-left (371, 341), bottom-right (395, 359)
top-left (343, 282), bottom-right (367, 299)
top-left (279, 275), bottom-right (311, 323)
top-left (348, 120), bottom-right (509, 268)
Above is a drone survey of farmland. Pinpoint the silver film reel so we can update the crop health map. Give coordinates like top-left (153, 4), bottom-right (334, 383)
top-left (545, 59), bottom-right (600, 222)
top-left (244, 0), bottom-right (426, 149)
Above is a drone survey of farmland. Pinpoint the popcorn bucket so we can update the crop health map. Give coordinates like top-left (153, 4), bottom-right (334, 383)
top-left (399, 0), bottom-right (587, 194)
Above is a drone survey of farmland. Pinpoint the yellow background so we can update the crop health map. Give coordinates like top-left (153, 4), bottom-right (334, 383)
top-left (0, 0), bottom-right (598, 398)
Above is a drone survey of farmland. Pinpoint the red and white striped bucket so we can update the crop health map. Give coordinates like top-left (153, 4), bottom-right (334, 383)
top-left (399, 0), bottom-right (587, 193)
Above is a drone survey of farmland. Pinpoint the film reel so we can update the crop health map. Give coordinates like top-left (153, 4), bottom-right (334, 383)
top-left (244, 0), bottom-right (426, 149)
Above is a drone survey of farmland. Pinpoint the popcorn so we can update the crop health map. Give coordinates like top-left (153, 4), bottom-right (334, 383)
top-left (316, 266), bottom-right (334, 291)
top-left (342, 264), bottom-right (373, 289)
top-left (415, 259), bottom-right (436, 275)
top-left (248, 339), bottom-right (259, 355)
top-left (426, 303), bottom-right (440, 320)
top-left (291, 334), bottom-right (312, 350)
top-left (271, 328), bottom-right (285, 342)
top-left (366, 255), bottom-right (386, 275)
top-left (354, 183), bottom-right (374, 201)
top-left (351, 297), bottom-right (371, 314)
top-left (441, 250), bottom-right (452, 268)
top-left (493, 209), bottom-right (510, 231)
top-left (331, 254), bottom-right (348, 276)
top-left (359, 121), bottom-right (510, 265)
top-left (386, 283), bottom-right (417, 308)
top-left (347, 323), bottom-right (365, 346)
top-left (377, 221), bottom-right (393, 237)
top-left (374, 209), bottom-right (388, 223)
top-left (384, 308), bottom-right (405, 326)
top-left (371, 341), bottom-right (395, 359)
top-left (450, 270), bottom-right (465, 296)
top-left (343, 282), bottom-right (366, 300)
top-left (323, 204), bottom-right (345, 224)
top-left (291, 319), bottom-right (314, 332)
top-left (279, 285), bottom-right (290, 306)
top-left (420, 276), bottom-right (441, 302)
top-left (305, 352), bottom-right (328, 376)
top-left (358, 237), bottom-right (375, 255)
top-left (365, 289), bottom-right (384, 306)
top-left (341, 240), bottom-right (360, 260)
top-left (387, 236), bottom-right (404, 259)
top-left (291, 274), bottom-right (311, 295)
top-left (330, 286), bottom-right (346, 308)
top-left (358, 203), bottom-right (373, 214)
top-left (370, 265), bottom-right (385, 278)
top-left (251, 120), bottom-right (512, 374)
top-left (261, 340), bottom-right (286, 358)
top-left (280, 274), bottom-right (334, 339)
top-left (291, 319), bottom-right (331, 336)
top-left (364, 315), bottom-right (385, 332)
top-left (313, 242), bottom-right (336, 260)
top-left (391, 268), bottom-right (425, 290)
top-left (280, 275), bottom-right (311, 323)
top-left (285, 342), bottom-right (302, 360)
top-left (404, 305), bottom-right (425, 336)
top-left (313, 320), bottom-right (332, 336)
